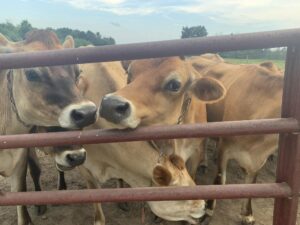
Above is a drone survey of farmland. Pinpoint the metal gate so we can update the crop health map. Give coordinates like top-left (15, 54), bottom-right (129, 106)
top-left (0, 28), bottom-right (300, 225)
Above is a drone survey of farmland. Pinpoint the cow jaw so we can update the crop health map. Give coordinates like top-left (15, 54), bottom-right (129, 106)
top-left (148, 199), bottom-right (205, 224)
top-left (148, 154), bottom-right (206, 223)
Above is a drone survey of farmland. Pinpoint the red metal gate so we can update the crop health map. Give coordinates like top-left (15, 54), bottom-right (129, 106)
top-left (0, 28), bottom-right (300, 225)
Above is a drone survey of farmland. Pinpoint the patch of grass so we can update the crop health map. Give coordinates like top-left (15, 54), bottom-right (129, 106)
top-left (223, 58), bottom-right (285, 70)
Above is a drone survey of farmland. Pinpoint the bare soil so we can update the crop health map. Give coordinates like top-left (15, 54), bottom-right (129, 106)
top-left (0, 142), bottom-right (299, 225)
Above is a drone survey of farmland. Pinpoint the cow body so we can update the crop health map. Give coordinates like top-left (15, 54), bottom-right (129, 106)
top-left (191, 54), bottom-right (283, 225)
top-left (0, 31), bottom-right (97, 225)
top-left (78, 61), bottom-right (206, 225)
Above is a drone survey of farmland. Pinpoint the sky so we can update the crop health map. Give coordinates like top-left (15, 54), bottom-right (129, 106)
top-left (1, 0), bottom-right (300, 44)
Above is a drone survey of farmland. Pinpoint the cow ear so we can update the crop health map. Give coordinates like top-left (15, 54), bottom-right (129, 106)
top-left (63, 35), bottom-right (75, 49)
top-left (190, 77), bottom-right (226, 103)
top-left (0, 33), bottom-right (10, 46)
top-left (153, 165), bottom-right (172, 186)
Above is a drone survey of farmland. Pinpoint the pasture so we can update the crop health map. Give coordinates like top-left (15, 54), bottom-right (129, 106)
top-left (224, 58), bottom-right (285, 70)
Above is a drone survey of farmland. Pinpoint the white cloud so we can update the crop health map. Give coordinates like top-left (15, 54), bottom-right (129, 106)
top-left (48, 0), bottom-right (300, 27)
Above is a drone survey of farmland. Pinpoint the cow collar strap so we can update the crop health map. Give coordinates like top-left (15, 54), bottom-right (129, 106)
top-left (7, 70), bottom-right (32, 128)
top-left (149, 94), bottom-right (192, 158)
top-left (177, 93), bottom-right (192, 125)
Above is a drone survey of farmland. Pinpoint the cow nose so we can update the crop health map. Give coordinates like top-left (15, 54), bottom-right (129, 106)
top-left (71, 105), bottom-right (97, 128)
top-left (66, 152), bottom-right (86, 167)
top-left (99, 96), bottom-right (131, 124)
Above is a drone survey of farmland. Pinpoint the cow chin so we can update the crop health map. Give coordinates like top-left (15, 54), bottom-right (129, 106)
top-left (147, 200), bottom-right (205, 224)
top-left (119, 114), bottom-right (141, 129)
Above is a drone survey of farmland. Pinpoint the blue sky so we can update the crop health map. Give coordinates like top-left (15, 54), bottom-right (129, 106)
top-left (1, 0), bottom-right (300, 44)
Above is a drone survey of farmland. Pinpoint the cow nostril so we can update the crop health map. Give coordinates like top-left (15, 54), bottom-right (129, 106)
top-left (70, 106), bottom-right (97, 128)
top-left (66, 154), bottom-right (75, 163)
top-left (71, 110), bottom-right (85, 122)
top-left (66, 153), bottom-right (85, 167)
top-left (115, 102), bottom-right (130, 114)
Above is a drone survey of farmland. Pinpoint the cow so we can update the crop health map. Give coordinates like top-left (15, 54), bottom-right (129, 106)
top-left (191, 54), bottom-right (283, 225)
top-left (0, 30), bottom-right (97, 225)
top-left (75, 60), bottom-right (207, 225)
top-left (98, 57), bottom-right (226, 180)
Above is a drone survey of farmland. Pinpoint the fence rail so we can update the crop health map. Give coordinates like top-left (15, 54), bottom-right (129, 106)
top-left (0, 183), bottom-right (291, 206)
top-left (1, 28), bottom-right (300, 225)
top-left (0, 118), bottom-right (298, 149)
top-left (0, 28), bottom-right (300, 69)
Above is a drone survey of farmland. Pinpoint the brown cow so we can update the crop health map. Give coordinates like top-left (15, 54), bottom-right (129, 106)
top-left (76, 60), bottom-right (207, 225)
top-left (191, 54), bottom-right (283, 225)
top-left (0, 30), bottom-right (97, 225)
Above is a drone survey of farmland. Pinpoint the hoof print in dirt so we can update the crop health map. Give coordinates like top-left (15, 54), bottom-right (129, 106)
top-left (118, 202), bottom-right (130, 212)
top-left (153, 215), bottom-right (164, 224)
top-left (35, 205), bottom-right (47, 216)
top-left (199, 214), bottom-right (212, 225)
top-left (241, 215), bottom-right (255, 225)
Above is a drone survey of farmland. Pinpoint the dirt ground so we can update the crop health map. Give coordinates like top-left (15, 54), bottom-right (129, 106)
top-left (0, 141), bottom-right (299, 225)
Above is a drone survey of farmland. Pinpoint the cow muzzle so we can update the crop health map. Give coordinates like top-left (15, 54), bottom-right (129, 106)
top-left (55, 148), bottom-right (87, 172)
top-left (99, 95), bottom-right (140, 128)
top-left (59, 101), bottom-right (97, 129)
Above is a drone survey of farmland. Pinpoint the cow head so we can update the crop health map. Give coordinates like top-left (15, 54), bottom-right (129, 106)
top-left (36, 127), bottom-right (86, 171)
top-left (0, 30), bottom-right (97, 129)
top-left (148, 154), bottom-right (205, 224)
top-left (99, 57), bottom-right (225, 128)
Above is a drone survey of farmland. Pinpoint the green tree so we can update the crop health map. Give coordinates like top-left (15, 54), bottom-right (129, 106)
top-left (181, 25), bottom-right (208, 39)
top-left (18, 20), bottom-right (33, 39)
top-left (0, 20), bottom-right (116, 47)
top-left (0, 21), bottom-right (21, 41)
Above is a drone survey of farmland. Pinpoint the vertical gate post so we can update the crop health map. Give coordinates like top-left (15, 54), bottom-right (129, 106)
top-left (273, 44), bottom-right (300, 225)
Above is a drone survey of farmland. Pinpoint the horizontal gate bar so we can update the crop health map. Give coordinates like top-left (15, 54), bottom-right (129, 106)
top-left (0, 118), bottom-right (298, 149)
top-left (0, 183), bottom-right (291, 206)
top-left (0, 28), bottom-right (300, 69)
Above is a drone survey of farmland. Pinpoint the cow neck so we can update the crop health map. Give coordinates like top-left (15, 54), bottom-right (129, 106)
top-left (149, 93), bottom-right (192, 155)
top-left (177, 93), bottom-right (192, 125)
top-left (6, 70), bottom-right (32, 129)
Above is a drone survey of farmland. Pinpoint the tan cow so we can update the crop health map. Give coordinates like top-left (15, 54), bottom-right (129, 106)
top-left (0, 30), bottom-right (97, 225)
top-left (99, 57), bottom-right (226, 180)
top-left (191, 54), bottom-right (283, 225)
top-left (76, 60), bottom-right (207, 225)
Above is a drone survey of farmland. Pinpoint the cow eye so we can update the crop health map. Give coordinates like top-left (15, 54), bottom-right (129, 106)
top-left (164, 79), bottom-right (181, 92)
top-left (25, 70), bottom-right (42, 82)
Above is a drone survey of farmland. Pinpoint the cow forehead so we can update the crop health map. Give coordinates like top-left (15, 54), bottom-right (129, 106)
top-left (130, 57), bottom-right (189, 81)
top-left (24, 30), bottom-right (62, 50)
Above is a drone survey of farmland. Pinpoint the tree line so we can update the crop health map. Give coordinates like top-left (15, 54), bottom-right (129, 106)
top-left (0, 20), bottom-right (286, 59)
top-left (0, 20), bottom-right (115, 47)
top-left (181, 25), bottom-right (286, 60)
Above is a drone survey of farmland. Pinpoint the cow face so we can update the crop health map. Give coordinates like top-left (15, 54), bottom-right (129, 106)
top-left (36, 127), bottom-right (86, 171)
top-left (0, 30), bottom-right (97, 129)
top-left (99, 57), bottom-right (225, 128)
top-left (148, 154), bottom-right (205, 224)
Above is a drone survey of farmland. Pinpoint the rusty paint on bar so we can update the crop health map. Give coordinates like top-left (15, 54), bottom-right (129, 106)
top-left (0, 28), bottom-right (300, 69)
top-left (0, 118), bottom-right (298, 149)
top-left (0, 183), bottom-right (291, 206)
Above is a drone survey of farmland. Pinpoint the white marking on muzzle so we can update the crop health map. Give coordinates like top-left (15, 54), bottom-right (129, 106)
top-left (58, 101), bottom-right (97, 128)
top-left (55, 148), bottom-right (86, 170)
